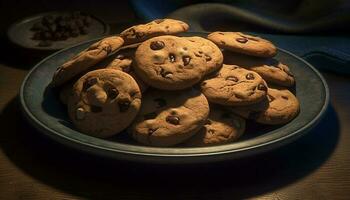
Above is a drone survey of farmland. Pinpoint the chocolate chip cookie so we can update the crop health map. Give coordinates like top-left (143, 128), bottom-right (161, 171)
top-left (184, 108), bottom-right (245, 146)
top-left (51, 36), bottom-right (124, 87)
top-left (231, 88), bottom-right (300, 125)
top-left (185, 36), bottom-right (223, 74)
top-left (67, 69), bottom-right (141, 138)
top-left (134, 35), bottom-right (209, 90)
top-left (129, 89), bottom-right (209, 147)
top-left (201, 64), bottom-right (268, 106)
top-left (207, 32), bottom-right (277, 58)
top-left (224, 52), bottom-right (295, 87)
top-left (120, 18), bottom-right (189, 45)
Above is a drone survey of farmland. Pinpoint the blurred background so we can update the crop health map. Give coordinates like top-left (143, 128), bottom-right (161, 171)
top-left (0, 0), bottom-right (349, 72)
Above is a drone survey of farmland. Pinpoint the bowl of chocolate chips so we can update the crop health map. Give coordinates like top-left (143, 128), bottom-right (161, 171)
top-left (7, 11), bottom-right (109, 50)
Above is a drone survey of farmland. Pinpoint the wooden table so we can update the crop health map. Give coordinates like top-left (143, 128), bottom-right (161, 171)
top-left (0, 39), bottom-right (350, 200)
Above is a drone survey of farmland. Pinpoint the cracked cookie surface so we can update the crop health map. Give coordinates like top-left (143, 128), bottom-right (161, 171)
top-left (51, 36), bottom-right (124, 87)
top-left (184, 107), bottom-right (245, 146)
top-left (224, 52), bottom-right (295, 87)
top-left (230, 88), bottom-right (300, 125)
top-left (129, 89), bottom-right (209, 147)
top-left (67, 69), bottom-right (141, 138)
top-left (120, 18), bottom-right (189, 45)
top-left (134, 35), bottom-right (210, 90)
top-left (201, 64), bottom-right (268, 106)
top-left (207, 32), bottom-right (276, 58)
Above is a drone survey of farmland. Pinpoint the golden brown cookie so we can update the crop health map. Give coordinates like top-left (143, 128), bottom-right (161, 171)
top-left (129, 89), bottom-right (209, 147)
top-left (224, 51), bottom-right (295, 87)
top-left (134, 35), bottom-right (210, 90)
top-left (185, 108), bottom-right (245, 146)
top-left (120, 18), bottom-right (189, 45)
top-left (201, 64), bottom-right (268, 106)
top-left (207, 32), bottom-right (277, 58)
top-left (230, 88), bottom-right (300, 125)
top-left (51, 36), bottom-right (124, 87)
top-left (67, 69), bottom-right (141, 138)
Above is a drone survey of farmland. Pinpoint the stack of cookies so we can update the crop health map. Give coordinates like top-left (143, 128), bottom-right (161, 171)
top-left (51, 18), bottom-right (300, 147)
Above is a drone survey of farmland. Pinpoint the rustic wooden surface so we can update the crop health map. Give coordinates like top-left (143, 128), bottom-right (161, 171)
top-left (1, 48), bottom-right (350, 200)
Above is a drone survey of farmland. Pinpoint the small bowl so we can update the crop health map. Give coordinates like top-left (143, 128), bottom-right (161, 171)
top-left (7, 11), bottom-right (110, 51)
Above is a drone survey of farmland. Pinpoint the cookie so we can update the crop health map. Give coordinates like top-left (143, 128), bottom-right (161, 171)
top-left (184, 108), bottom-right (245, 146)
top-left (51, 36), bottom-right (124, 87)
top-left (185, 36), bottom-right (223, 73)
top-left (67, 69), bottom-right (141, 138)
top-left (231, 88), bottom-right (300, 125)
top-left (120, 18), bottom-right (189, 45)
top-left (98, 48), bottom-right (148, 92)
top-left (207, 32), bottom-right (277, 58)
top-left (129, 89), bottom-right (209, 147)
top-left (201, 64), bottom-right (268, 106)
top-left (224, 51), bottom-right (295, 87)
top-left (134, 35), bottom-right (209, 90)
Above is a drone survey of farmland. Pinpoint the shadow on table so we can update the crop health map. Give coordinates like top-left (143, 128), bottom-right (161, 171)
top-left (0, 97), bottom-right (340, 199)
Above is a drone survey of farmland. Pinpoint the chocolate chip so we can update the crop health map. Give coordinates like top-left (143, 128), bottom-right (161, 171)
top-left (226, 76), bottom-right (238, 82)
top-left (182, 56), bottom-right (191, 66)
top-left (83, 78), bottom-right (98, 90)
top-left (246, 73), bottom-right (255, 80)
top-left (154, 98), bottom-right (166, 108)
top-left (160, 68), bottom-right (172, 78)
top-left (166, 115), bottom-right (180, 125)
top-left (236, 38), bottom-right (248, 43)
top-left (118, 100), bottom-right (130, 112)
top-left (205, 54), bottom-right (212, 61)
top-left (281, 96), bottom-right (289, 100)
top-left (150, 41), bottom-right (165, 50)
top-left (169, 53), bottom-right (176, 63)
top-left (257, 83), bottom-right (267, 92)
top-left (90, 105), bottom-right (102, 113)
top-left (201, 81), bottom-right (207, 86)
top-left (144, 112), bottom-right (157, 120)
top-left (154, 19), bottom-right (165, 24)
top-left (107, 88), bottom-right (119, 99)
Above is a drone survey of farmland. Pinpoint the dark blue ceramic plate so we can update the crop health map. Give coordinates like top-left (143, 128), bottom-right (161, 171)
top-left (20, 32), bottom-right (329, 164)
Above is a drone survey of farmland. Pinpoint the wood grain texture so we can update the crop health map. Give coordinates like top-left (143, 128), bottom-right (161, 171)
top-left (0, 46), bottom-right (350, 200)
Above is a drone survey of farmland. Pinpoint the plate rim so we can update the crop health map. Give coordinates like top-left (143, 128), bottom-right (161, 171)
top-left (19, 33), bottom-right (330, 163)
